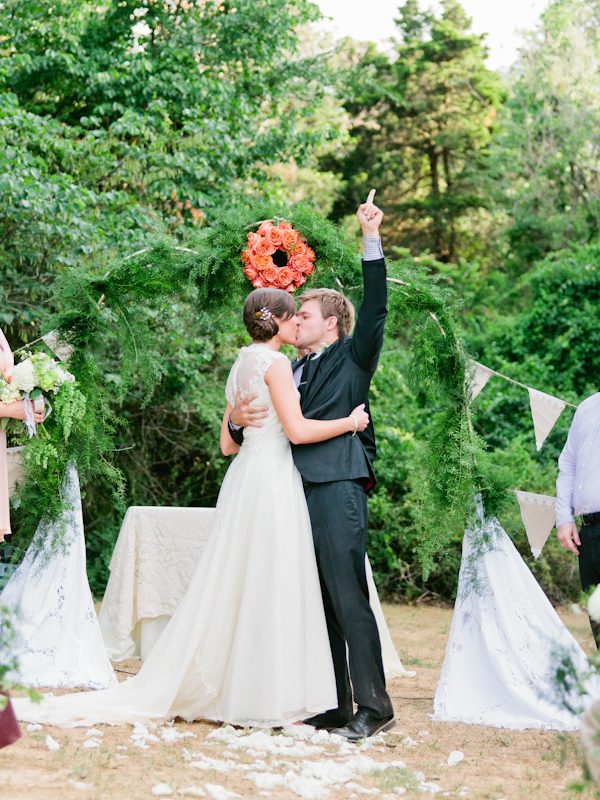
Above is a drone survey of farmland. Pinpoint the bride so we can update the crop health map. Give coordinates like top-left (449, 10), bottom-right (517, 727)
top-left (13, 287), bottom-right (369, 728)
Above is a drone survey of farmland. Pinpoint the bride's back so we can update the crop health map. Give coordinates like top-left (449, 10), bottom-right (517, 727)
top-left (226, 343), bottom-right (289, 446)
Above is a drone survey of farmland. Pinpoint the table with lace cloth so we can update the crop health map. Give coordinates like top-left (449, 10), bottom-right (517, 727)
top-left (98, 504), bottom-right (415, 678)
top-left (98, 506), bottom-right (215, 661)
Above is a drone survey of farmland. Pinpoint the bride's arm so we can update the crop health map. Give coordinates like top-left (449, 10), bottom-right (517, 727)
top-left (0, 400), bottom-right (44, 422)
top-left (220, 403), bottom-right (241, 456)
top-left (265, 358), bottom-right (367, 445)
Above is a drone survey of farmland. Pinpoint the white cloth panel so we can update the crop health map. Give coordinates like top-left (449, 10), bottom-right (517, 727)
top-left (99, 505), bottom-right (410, 678)
top-left (433, 504), bottom-right (598, 730)
top-left (515, 490), bottom-right (556, 558)
top-left (528, 388), bottom-right (566, 451)
top-left (467, 360), bottom-right (493, 402)
top-left (0, 464), bottom-right (117, 689)
top-left (41, 330), bottom-right (74, 363)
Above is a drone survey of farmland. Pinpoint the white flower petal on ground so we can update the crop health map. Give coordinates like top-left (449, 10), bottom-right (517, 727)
top-left (83, 740), bottom-right (100, 749)
top-left (417, 782), bottom-right (441, 795)
top-left (414, 772), bottom-right (425, 782)
top-left (151, 783), bottom-right (173, 796)
top-left (45, 735), bottom-right (60, 751)
top-left (345, 783), bottom-right (381, 794)
top-left (27, 723), bottom-right (42, 732)
top-left (204, 785), bottom-right (241, 800)
top-left (588, 586), bottom-right (600, 622)
top-left (189, 756), bottom-right (239, 773)
top-left (390, 761), bottom-right (406, 769)
top-left (402, 737), bottom-right (418, 747)
top-left (68, 780), bottom-right (94, 790)
top-left (418, 731), bottom-right (431, 737)
top-left (133, 740), bottom-right (150, 750)
top-left (116, 746), bottom-right (128, 751)
top-left (86, 728), bottom-right (104, 737)
top-left (447, 750), bottom-right (464, 767)
top-left (133, 724), bottom-right (149, 737)
top-left (245, 772), bottom-right (287, 789)
top-left (177, 789), bottom-right (207, 797)
top-left (392, 790), bottom-right (407, 796)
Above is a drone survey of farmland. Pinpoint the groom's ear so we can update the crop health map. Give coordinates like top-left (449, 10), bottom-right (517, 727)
top-left (325, 316), bottom-right (339, 332)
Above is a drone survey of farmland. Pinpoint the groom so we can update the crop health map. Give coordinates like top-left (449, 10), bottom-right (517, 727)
top-left (229, 191), bottom-right (395, 739)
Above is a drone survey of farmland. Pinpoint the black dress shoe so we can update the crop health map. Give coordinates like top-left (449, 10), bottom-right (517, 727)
top-left (303, 708), bottom-right (353, 731)
top-left (332, 707), bottom-right (396, 740)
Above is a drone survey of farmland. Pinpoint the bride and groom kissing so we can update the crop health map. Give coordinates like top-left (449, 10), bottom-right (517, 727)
top-left (14, 192), bottom-right (396, 740)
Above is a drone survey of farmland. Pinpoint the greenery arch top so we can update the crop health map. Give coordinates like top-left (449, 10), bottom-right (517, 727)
top-left (7, 200), bottom-right (507, 579)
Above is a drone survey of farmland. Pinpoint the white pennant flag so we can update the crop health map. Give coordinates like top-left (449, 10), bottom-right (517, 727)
top-left (41, 330), bottom-right (74, 363)
top-left (515, 490), bottom-right (557, 558)
top-left (528, 388), bottom-right (566, 451)
top-left (467, 360), bottom-right (494, 402)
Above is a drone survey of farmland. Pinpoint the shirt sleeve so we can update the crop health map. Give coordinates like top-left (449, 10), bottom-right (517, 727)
top-left (363, 237), bottom-right (384, 261)
top-left (556, 411), bottom-right (579, 527)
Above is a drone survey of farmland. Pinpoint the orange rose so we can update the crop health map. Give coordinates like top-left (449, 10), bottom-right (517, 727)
top-left (285, 283), bottom-right (296, 293)
top-left (255, 239), bottom-right (276, 256)
top-left (257, 221), bottom-right (273, 236)
top-left (304, 262), bottom-right (315, 276)
top-left (252, 275), bottom-right (267, 288)
top-left (254, 253), bottom-right (273, 271)
top-left (289, 254), bottom-right (312, 273)
top-left (279, 221), bottom-right (293, 230)
top-left (266, 226), bottom-right (283, 248)
top-left (247, 231), bottom-right (261, 249)
top-left (262, 265), bottom-right (279, 284)
top-left (244, 265), bottom-right (259, 282)
top-left (306, 247), bottom-right (316, 262)
top-left (282, 228), bottom-right (299, 250)
top-left (292, 242), bottom-right (308, 257)
top-left (241, 248), bottom-right (252, 265)
top-left (290, 267), bottom-right (303, 283)
top-left (276, 267), bottom-right (294, 288)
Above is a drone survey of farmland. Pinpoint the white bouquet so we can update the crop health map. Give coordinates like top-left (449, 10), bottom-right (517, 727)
top-left (0, 351), bottom-right (75, 406)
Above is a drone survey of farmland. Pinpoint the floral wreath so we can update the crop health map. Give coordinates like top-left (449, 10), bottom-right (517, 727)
top-left (240, 220), bottom-right (316, 293)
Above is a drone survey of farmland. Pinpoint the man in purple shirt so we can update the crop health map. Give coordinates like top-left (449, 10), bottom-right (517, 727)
top-left (556, 392), bottom-right (600, 646)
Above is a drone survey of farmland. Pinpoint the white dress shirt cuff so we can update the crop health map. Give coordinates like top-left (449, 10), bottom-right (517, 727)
top-left (555, 511), bottom-right (576, 528)
top-left (363, 237), bottom-right (384, 261)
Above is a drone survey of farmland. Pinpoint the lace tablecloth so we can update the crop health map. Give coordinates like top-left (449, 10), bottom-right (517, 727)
top-left (99, 507), bottom-right (215, 660)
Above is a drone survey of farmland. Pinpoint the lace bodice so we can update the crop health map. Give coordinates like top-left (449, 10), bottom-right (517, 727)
top-left (225, 343), bottom-right (291, 447)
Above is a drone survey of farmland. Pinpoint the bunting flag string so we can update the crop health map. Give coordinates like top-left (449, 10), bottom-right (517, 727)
top-left (467, 359), bottom-right (576, 450)
top-left (514, 490), bottom-right (557, 559)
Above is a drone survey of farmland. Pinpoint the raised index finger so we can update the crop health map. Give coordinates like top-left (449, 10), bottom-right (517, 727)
top-left (366, 188), bottom-right (376, 205)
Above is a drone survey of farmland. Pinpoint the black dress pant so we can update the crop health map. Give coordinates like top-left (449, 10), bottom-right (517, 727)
top-left (578, 522), bottom-right (600, 648)
top-left (303, 479), bottom-right (394, 719)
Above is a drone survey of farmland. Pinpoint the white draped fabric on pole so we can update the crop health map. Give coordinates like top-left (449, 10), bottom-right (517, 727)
top-left (515, 491), bottom-right (557, 558)
top-left (433, 504), bottom-right (599, 730)
top-left (0, 464), bottom-right (117, 690)
top-left (528, 388), bottom-right (566, 451)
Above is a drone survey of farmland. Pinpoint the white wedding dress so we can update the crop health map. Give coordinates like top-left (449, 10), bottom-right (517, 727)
top-left (13, 343), bottom-right (337, 728)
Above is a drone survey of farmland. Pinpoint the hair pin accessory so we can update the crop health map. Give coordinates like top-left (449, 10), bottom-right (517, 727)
top-left (254, 307), bottom-right (273, 321)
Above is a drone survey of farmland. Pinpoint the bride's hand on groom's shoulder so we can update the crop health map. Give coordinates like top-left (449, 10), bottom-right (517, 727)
top-left (230, 387), bottom-right (269, 428)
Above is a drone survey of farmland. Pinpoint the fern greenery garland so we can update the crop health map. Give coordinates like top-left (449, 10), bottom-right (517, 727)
top-left (8, 199), bottom-right (506, 580)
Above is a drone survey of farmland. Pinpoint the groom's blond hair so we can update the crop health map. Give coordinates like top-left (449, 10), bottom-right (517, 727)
top-left (297, 288), bottom-right (355, 338)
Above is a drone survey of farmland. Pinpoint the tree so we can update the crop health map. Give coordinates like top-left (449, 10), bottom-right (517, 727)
top-left (323, 0), bottom-right (504, 262)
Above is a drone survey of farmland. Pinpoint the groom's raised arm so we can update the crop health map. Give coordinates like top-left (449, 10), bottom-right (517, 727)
top-left (349, 190), bottom-right (388, 374)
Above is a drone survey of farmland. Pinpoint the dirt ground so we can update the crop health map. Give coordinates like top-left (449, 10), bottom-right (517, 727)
top-left (2, 604), bottom-right (599, 800)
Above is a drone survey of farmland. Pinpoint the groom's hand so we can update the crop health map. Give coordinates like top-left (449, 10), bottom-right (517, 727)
top-left (230, 387), bottom-right (269, 428)
top-left (557, 521), bottom-right (581, 555)
top-left (357, 189), bottom-right (383, 237)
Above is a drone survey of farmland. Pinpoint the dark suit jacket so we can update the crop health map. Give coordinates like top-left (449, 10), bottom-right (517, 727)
top-left (229, 258), bottom-right (387, 488)
top-left (291, 258), bottom-right (387, 487)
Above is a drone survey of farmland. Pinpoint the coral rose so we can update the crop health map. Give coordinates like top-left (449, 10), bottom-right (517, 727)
top-left (285, 284), bottom-right (296, 293)
top-left (255, 239), bottom-right (277, 256)
top-left (252, 275), bottom-right (267, 288)
top-left (304, 262), bottom-right (315, 276)
top-left (244, 265), bottom-right (259, 282)
top-left (247, 231), bottom-right (261, 249)
top-left (241, 249), bottom-right (252, 265)
top-left (276, 267), bottom-right (294, 288)
top-left (257, 221), bottom-right (273, 236)
top-left (282, 228), bottom-right (299, 250)
top-left (279, 221), bottom-right (292, 230)
top-left (289, 254), bottom-right (312, 273)
top-left (306, 246), bottom-right (316, 262)
top-left (262, 265), bottom-right (279, 285)
top-left (290, 267), bottom-right (303, 283)
top-left (253, 253), bottom-right (273, 271)
top-left (292, 242), bottom-right (308, 257)
top-left (266, 226), bottom-right (283, 248)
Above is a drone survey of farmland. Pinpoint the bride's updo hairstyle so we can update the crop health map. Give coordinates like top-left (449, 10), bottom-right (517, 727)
top-left (243, 288), bottom-right (297, 342)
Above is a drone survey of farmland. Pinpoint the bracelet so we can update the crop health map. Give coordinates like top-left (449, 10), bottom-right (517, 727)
top-left (349, 414), bottom-right (358, 436)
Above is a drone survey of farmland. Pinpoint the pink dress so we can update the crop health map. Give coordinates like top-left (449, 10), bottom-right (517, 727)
top-left (0, 329), bottom-right (14, 540)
